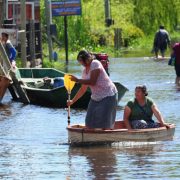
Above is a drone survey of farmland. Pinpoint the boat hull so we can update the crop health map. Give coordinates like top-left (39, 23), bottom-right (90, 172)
top-left (23, 83), bottom-right (91, 108)
top-left (18, 68), bottom-right (128, 108)
top-left (67, 121), bottom-right (175, 146)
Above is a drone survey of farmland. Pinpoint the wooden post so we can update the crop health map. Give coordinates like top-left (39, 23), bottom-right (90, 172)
top-left (104, 0), bottom-right (112, 27)
top-left (20, 0), bottom-right (27, 67)
top-left (0, 42), bottom-right (30, 103)
top-left (104, 0), bottom-right (111, 20)
top-left (64, 16), bottom-right (68, 65)
top-left (114, 28), bottom-right (122, 50)
top-left (29, 20), bottom-right (36, 67)
top-left (45, 0), bottom-right (53, 61)
top-left (0, 0), bottom-right (4, 26)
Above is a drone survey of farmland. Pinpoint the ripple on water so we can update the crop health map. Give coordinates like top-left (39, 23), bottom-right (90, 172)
top-left (0, 57), bottom-right (180, 179)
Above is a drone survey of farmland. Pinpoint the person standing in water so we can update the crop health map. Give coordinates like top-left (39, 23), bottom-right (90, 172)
top-left (67, 50), bottom-right (117, 129)
top-left (153, 25), bottom-right (171, 58)
top-left (172, 42), bottom-right (180, 86)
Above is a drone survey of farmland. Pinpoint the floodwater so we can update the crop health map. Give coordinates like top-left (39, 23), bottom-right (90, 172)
top-left (0, 57), bottom-right (180, 179)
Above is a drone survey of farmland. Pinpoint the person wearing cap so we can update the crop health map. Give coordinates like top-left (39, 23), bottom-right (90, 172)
top-left (123, 85), bottom-right (170, 129)
top-left (67, 50), bottom-right (117, 129)
top-left (1, 32), bottom-right (17, 68)
top-left (153, 25), bottom-right (171, 58)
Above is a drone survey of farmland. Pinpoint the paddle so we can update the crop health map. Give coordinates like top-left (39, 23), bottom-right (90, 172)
top-left (64, 74), bottom-right (75, 125)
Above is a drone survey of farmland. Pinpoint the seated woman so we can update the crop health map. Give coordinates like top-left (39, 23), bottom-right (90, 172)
top-left (123, 85), bottom-right (170, 130)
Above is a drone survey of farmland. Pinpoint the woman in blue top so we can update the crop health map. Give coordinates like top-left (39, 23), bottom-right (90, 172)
top-left (123, 85), bottom-right (170, 129)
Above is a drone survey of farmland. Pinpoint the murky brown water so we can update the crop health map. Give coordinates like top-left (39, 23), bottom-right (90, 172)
top-left (0, 57), bottom-right (180, 179)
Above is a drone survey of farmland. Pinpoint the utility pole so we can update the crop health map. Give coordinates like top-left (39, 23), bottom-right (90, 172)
top-left (104, 0), bottom-right (111, 20)
top-left (64, 16), bottom-right (68, 65)
top-left (29, 19), bottom-right (36, 67)
top-left (104, 0), bottom-right (113, 27)
top-left (20, 0), bottom-right (27, 67)
top-left (45, 0), bottom-right (53, 61)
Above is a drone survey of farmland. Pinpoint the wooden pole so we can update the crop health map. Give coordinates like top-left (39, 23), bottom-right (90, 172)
top-left (67, 93), bottom-right (71, 125)
top-left (64, 16), bottom-right (68, 65)
top-left (114, 28), bottom-right (122, 50)
top-left (0, 0), bottom-right (4, 26)
top-left (104, 0), bottom-right (111, 20)
top-left (45, 0), bottom-right (53, 61)
top-left (29, 20), bottom-right (36, 67)
top-left (20, 0), bottom-right (27, 67)
top-left (104, 0), bottom-right (113, 27)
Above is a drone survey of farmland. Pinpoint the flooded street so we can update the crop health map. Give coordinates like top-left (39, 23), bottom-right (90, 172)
top-left (0, 57), bottom-right (180, 179)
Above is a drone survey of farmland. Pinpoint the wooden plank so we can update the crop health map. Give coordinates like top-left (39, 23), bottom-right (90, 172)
top-left (0, 42), bottom-right (30, 103)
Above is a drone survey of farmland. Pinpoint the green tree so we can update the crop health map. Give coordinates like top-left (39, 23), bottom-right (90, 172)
top-left (40, 0), bottom-right (179, 52)
top-left (133, 0), bottom-right (178, 34)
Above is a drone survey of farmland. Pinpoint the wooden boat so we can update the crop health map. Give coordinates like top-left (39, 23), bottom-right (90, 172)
top-left (67, 121), bottom-right (175, 146)
top-left (17, 68), bottom-right (128, 108)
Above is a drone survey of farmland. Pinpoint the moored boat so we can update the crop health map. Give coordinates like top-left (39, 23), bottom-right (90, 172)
top-left (17, 68), bottom-right (128, 108)
top-left (67, 121), bottom-right (175, 146)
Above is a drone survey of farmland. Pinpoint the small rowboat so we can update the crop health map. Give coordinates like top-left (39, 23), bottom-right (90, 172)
top-left (67, 121), bottom-right (175, 146)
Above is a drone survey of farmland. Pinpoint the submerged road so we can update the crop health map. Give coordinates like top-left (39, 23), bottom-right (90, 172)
top-left (0, 57), bottom-right (179, 179)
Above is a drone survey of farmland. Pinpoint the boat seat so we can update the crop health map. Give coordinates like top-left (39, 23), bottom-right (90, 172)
top-left (114, 121), bottom-right (126, 129)
top-left (35, 81), bottom-right (44, 88)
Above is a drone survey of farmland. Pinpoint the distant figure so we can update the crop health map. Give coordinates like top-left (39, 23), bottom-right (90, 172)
top-left (153, 25), bottom-right (170, 58)
top-left (172, 42), bottom-right (180, 86)
top-left (123, 85), bottom-right (170, 129)
top-left (1, 32), bottom-right (17, 68)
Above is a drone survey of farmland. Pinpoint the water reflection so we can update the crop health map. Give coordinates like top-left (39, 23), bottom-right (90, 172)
top-left (176, 86), bottom-right (180, 92)
top-left (68, 143), bottom-right (164, 180)
top-left (68, 146), bottom-right (118, 180)
top-left (0, 103), bottom-right (12, 120)
top-left (0, 57), bottom-right (180, 179)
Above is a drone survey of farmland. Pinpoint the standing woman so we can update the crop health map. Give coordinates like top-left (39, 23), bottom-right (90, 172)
top-left (67, 50), bottom-right (117, 129)
top-left (172, 42), bottom-right (180, 86)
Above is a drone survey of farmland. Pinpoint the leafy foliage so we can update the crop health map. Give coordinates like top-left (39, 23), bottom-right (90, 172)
top-left (133, 0), bottom-right (179, 33)
top-left (40, 0), bottom-right (180, 52)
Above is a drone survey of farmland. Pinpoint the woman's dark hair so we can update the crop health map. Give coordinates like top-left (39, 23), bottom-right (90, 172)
top-left (2, 32), bottom-right (8, 38)
top-left (135, 85), bottom-right (148, 96)
top-left (77, 50), bottom-right (92, 63)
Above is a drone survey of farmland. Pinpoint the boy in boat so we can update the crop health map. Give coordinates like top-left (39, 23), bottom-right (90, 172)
top-left (123, 85), bottom-right (171, 129)
top-left (1, 32), bottom-right (17, 68)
